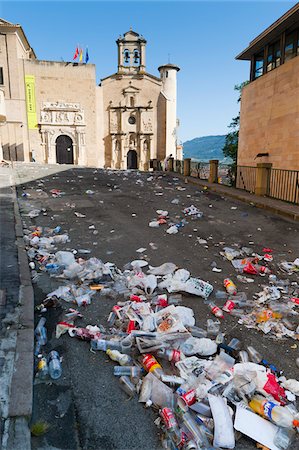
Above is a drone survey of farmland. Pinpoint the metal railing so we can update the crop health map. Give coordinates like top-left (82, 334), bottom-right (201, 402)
top-left (190, 161), bottom-right (209, 179)
top-left (171, 160), bottom-right (299, 205)
top-left (236, 166), bottom-right (256, 193)
top-left (267, 168), bottom-right (299, 204)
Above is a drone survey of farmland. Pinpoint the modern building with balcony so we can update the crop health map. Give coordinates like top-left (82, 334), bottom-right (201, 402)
top-left (235, 3), bottom-right (299, 203)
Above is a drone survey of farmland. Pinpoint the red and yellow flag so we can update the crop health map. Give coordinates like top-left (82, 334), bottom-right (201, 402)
top-left (79, 48), bottom-right (83, 62)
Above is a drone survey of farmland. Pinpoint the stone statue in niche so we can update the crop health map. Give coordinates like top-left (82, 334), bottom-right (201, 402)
top-left (129, 134), bottom-right (136, 149)
top-left (113, 140), bottom-right (120, 161)
top-left (143, 140), bottom-right (148, 152)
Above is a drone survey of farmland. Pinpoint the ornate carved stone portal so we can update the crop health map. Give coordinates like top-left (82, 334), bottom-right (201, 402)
top-left (39, 101), bottom-right (86, 164)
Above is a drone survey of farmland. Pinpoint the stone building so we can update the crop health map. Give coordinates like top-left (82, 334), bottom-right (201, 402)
top-left (0, 20), bottom-right (181, 169)
top-left (236, 3), bottom-right (299, 170)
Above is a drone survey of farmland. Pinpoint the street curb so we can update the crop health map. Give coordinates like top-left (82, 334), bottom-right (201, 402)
top-left (5, 168), bottom-right (33, 449)
top-left (172, 173), bottom-right (299, 222)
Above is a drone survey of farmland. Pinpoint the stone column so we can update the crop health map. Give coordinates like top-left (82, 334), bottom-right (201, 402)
top-left (255, 163), bottom-right (272, 196)
top-left (209, 159), bottom-right (219, 183)
top-left (168, 157), bottom-right (174, 172)
top-left (118, 42), bottom-right (123, 72)
top-left (47, 131), bottom-right (56, 164)
top-left (183, 158), bottom-right (191, 177)
top-left (120, 135), bottom-right (126, 169)
top-left (140, 43), bottom-right (146, 72)
top-left (40, 130), bottom-right (47, 163)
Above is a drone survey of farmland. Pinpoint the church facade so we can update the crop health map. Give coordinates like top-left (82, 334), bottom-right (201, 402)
top-left (0, 20), bottom-right (181, 169)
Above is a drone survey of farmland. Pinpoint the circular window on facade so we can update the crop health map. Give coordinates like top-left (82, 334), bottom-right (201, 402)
top-left (128, 116), bottom-right (136, 125)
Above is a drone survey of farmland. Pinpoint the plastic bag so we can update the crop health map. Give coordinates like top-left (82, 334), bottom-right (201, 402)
top-left (180, 337), bottom-right (217, 356)
top-left (208, 394), bottom-right (235, 449)
top-left (166, 225), bottom-right (178, 235)
top-left (184, 277), bottom-right (213, 298)
top-left (55, 251), bottom-right (75, 267)
top-left (148, 263), bottom-right (177, 276)
top-left (173, 269), bottom-right (190, 283)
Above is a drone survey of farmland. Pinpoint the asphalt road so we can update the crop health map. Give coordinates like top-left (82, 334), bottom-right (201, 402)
top-left (15, 164), bottom-right (299, 450)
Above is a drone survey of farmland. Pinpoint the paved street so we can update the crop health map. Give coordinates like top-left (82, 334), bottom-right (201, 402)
top-left (14, 163), bottom-right (299, 450)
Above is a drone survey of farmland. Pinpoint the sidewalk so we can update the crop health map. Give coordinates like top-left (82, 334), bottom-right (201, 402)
top-left (0, 166), bottom-right (33, 450)
top-left (181, 175), bottom-right (299, 221)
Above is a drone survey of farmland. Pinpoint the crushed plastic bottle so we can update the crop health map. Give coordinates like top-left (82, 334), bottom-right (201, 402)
top-left (48, 350), bottom-right (62, 380)
top-left (249, 395), bottom-right (299, 428)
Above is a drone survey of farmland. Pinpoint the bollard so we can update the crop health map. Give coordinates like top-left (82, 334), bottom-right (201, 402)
top-left (209, 160), bottom-right (219, 183)
top-left (183, 158), bottom-right (191, 177)
top-left (168, 157), bottom-right (174, 172)
top-left (255, 163), bottom-right (272, 196)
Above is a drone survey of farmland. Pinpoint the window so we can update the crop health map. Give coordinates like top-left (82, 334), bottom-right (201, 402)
top-left (124, 49), bottom-right (130, 64)
top-left (166, 71), bottom-right (168, 78)
top-left (284, 30), bottom-right (297, 61)
top-left (130, 96), bottom-right (134, 107)
top-left (0, 67), bottom-right (3, 85)
top-left (128, 115), bottom-right (136, 125)
top-left (254, 51), bottom-right (264, 78)
top-left (133, 49), bottom-right (139, 64)
top-left (267, 41), bottom-right (281, 72)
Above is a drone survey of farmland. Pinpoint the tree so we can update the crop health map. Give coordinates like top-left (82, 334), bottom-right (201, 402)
top-left (223, 82), bottom-right (249, 184)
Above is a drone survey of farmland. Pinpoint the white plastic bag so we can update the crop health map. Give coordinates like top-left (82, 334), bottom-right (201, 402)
top-left (184, 277), bottom-right (213, 298)
top-left (180, 337), bottom-right (217, 356)
top-left (166, 226), bottom-right (178, 235)
top-left (208, 394), bottom-right (235, 449)
top-left (148, 262), bottom-right (177, 275)
top-left (55, 251), bottom-right (75, 267)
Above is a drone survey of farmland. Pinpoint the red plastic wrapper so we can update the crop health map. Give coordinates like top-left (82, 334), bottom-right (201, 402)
top-left (263, 373), bottom-right (286, 405)
top-left (127, 320), bottom-right (136, 333)
top-left (262, 248), bottom-right (273, 253)
top-left (243, 262), bottom-right (259, 275)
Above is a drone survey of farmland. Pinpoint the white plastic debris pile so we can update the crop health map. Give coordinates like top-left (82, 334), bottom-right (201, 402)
top-left (24, 219), bottom-right (299, 449)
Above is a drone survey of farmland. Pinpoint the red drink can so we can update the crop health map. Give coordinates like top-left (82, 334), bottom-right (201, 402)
top-left (178, 389), bottom-right (196, 411)
top-left (223, 300), bottom-right (235, 313)
top-left (160, 407), bottom-right (177, 430)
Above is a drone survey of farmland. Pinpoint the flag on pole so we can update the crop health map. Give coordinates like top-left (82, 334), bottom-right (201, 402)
top-left (85, 47), bottom-right (89, 64)
top-left (79, 48), bottom-right (83, 62)
top-left (73, 46), bottom-right (79, 60)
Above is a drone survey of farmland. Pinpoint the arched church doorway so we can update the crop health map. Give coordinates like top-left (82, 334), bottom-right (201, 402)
top-left (56, 135), bottom-right (74, 164)
top-left (127, 150), bottom-right (138, 169)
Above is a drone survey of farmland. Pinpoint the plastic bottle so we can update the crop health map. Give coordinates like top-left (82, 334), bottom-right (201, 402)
top-left (206, 319), bottom-right (220, 336)
top-left (119, 376), bottom-right (136, 396)
top-left (238, 350), bottom-right (249, 362)
top-left (35, 317), bottom-right (47, 346)
top-left (113, 366), bottom-right (144, 377)
top-left (249, 395), bottom-right (299, 428)
top-left (247, 345), bottom-right (263, 364)
top-left (91, 339), bottom-right (122, 351)
top-left (142, 354), bottom-right (163, 379)
top-left (188, 326), bottom-right (208, 338)
top-left (47, 351), bottom-right (62, 380)
top-left (274, 427), bottom-right (296, 450)
top-left (37, 356), bottom-right (48, 379)
top-left (106, 349), bottom-right (131, 365)
top-left (207, 302), bottom-right (224, 319)
top-left (224, 278), bottom-right (237, 295)
top-left (156, 349), bottom-right (182, 363)
top-left (160, 408), bottom-right (181, 447)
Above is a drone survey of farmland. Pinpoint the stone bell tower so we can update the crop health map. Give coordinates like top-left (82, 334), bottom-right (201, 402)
top-left (116, 29), bottom-right (146, 74)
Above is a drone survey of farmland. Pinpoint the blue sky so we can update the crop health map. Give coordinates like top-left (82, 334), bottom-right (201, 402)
top-left (1, 1), bottom-right (296, 141)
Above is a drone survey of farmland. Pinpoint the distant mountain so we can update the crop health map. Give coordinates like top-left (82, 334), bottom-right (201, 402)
top-left (183, 135), bottom-right (231, 163)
